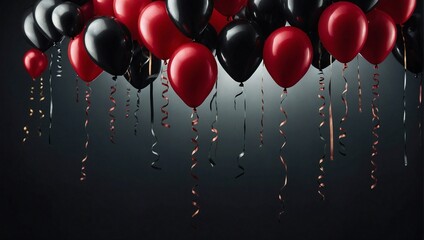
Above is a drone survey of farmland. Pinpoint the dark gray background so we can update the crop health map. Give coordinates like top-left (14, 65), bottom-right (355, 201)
top-left (0, 1), bottom-right (423, 239)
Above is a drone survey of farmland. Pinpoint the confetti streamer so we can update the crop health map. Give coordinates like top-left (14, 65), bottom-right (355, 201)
top-left (125, 85), bottom-right (131, 119)
top-left (370, 65), bottom-right (380, 190)
top-left (191, 108), bottom-right (200, 220)
top-left (23, 79), bottom-right (35, 143)
top-left (278, 88), bottom-right (288, 220)
top-left (109, 78), bottom-right (117, 144)
top-left (161, 61), bottom-right (171, 129)
top-left (134, 90), bottom-right (141, 136)
top-left (48, 53), bottom-right (54, 144)
top-left (38, 77), bottom-right (45, 137)
top-left (208, 79), bottom-right (218, 167)
top-left (260, 67), bottom-right (265, 148)
top-left (357, 56), bottom-right (362, 113)
top-left (317, 56), bottom-right (326, 200)
top-left (75, 75), bottom-right (80, 103)
top-left (80, 83), bottom-right (91, 181)
top-left (339, 63), bottom-right (349, 156)
top-left (328, 56), bottom-right (335, 160)
top-left (150, 83), bottom-right (161, 170)
top-left (234, 83), bottom-right (246, 179)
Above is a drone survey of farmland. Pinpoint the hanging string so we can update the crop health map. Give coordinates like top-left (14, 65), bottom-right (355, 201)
top-left (260, 66), bottom-right (265, 148)
top-left (401, 26), bottom-right (408, 166)
top-left (339, 63), bottom-right (349, 156)
top-left (55, 42), bottom-right (63, 78)
top-left (150, 83), bottom-right (161, 170)
top-left (208, 79), bottom-right (218, 167)
top-left (234, 83), bottom-right (246, 179)
top-left (125, 85), bottom-right (131, 119)
top-left (191, 108), bottom-right (200, 221)
top-left (278, 88), bottom-right (288, 220)
top-left (48, 52), bottom-right (54, 144)
top-left (317, 47), bottom-right (326, 201)
top-left (109, 77), bottom-right (117, 144)
top-left (370, 65), bottom-right (380, 190)
top-left (23, 79), bottom-right (35, 143)
top-left (80, 83), bottom-right (91, 181)
top-left (357, 56), bottom-right (363, 113)
top-left (38, 77), bottom-right (45, 137)
top-left (161, 61), bottom-right (171, 129)
top-left (75, 75), bottom-right (80, 103)
top-left (134, 90), bottom-right (141, 136)
top-left (328, 56), bottom-right (335, 160)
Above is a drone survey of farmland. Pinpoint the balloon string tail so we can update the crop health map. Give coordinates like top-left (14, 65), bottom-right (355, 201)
top-left (80, 83), bottom-right (91, 181)
top-left (234, 84), bottom-right (246, 179)
top-left (109, 79), bottom-right (117, 144)
top-left (339, 63), bottom-right (348, 156)
top-left (161, 63), bottom-right (170, 129)
top-left (150, 83), bottom-right (161, 170)
top-left (278, 88), bottom-right (288, 220)
top-left (208, 80), bottom-right (218, 167)
top-left (191, 108), bottom-right (200, 222)
top-left (371, 66), bottom-right (380, 189)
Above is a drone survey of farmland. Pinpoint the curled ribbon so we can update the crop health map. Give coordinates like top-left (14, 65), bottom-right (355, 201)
top-left (125, 86), bottom-right (131, 119)
top-left (109, 78), bottom-right (117, 144)
top-left (134, 90), bottom-right (141, 136)
top-left (55, 42), bottom-right (63, 78)
top-left (370, 65), bottom-right (380, 190)
top-left (357, 56), bottom-right (363, 113)
top-left (317, 70), bottom-right (326, 200)
top-left (208, 80), bottom-right (218, 167)
top-left (339, 63), bottom-right (349, 157)
top-left (260, 70), bottom-right (265, 148)
top-left (48, 53), bottom-right (53, 144)
top-left (161, 62), bottom-right (171, 129)
top-left (75, 75), bottom-right (80, 103)
top-left (401, 26), bottom-right (408, 166)
top-left (234, 83), bottom-right (246, 179)
top-left (278, 88), bottom-right (288, 220)
top-left (38, 77), bottom-right (45, 137)
top-left (329, 56), bottom-right (335, 160)
top-left (80, 83), bottom-right (91, 181)
top-left (150, 83), bottom-right (161, 170)
top-left (191, 108), bottom-right (200, 220)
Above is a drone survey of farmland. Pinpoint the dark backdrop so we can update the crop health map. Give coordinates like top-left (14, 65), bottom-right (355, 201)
top-left (0, 1), bottom-right (423, 239)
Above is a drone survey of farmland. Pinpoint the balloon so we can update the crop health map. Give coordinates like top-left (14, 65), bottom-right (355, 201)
top-left (209, 9), bottom-right (229, 33)
top-left (34, 0), bottom-right (64, 42)
top-left (333, 0), bottom-right (379, 13)
top-left (392, 13), bottom-right (423, 74)
top-left (93, 0), bottom-right (114, 16)
top-left (22, 9), bottom-right (53, 52)
top-left (168, 43), bottom-right (217, 108)
top-left (247, 0), bottom-right (286, 37)
top-left (80, 1), bottom-right (94, 24)
top-left (52, 2), bottom-right (84, 38)
top-left (318, 2), bottom-right (368, 63)
top-left (263, 26), bottom-right (312, 88)
top-left (360, 9), bottom-right (396, 65)
top-left (68, 33), bottom-right (103, 82)
top-left (195, 24), bottom-right (218, 54)
top-left (309, 32), bottom-right (335, 70)
top-left (166, 0), bottom-right (213, 38)
top-left (214, 0), bottom-right (247, 17)
top-left (113, 0), bottom-right (151, 43)
top-left (281, 0), bottom-right (331, 33)
top-left (124, 43), bottom-right (162, 90)
top-left (23, 49), bottom-right (49, 79)
top-left (84, 17), bottom-right (133, 76)
top-left (138, 1), bottom-right (191, 60)
top-left (217, 20), bottom-right (263, 83)
top-left (377, 0), bottom-right (416, 24)
top-left (234, 5), bottom-right (250, 20)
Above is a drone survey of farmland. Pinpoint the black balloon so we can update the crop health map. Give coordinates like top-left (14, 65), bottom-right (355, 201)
top-left (125, 43), bottom-right (162, 90)
top-left (195, 24), bottom-right (218, 54)
top-left (34, 0), bottom-right (64, 42)
top-left (52, 2), bottom-right (84, 38)
top-left (247, 0), bottom-right (286, 37)
top-left (217, 20), bottom-right (263, 83)
top-left (23, 8), bottom-right (53, 51)
top-left (84, 17), bottom-right (133, 76)
top-left (281, 0), bottom-right (331, 33)
top-left (166, 0), bottom-right (213, 38)
top-left (392, 13), bottom-right (423, 74)
top-left (332, 0), bottom-right (378, 13)
top-left (310, 32), bottom-right (335, 70)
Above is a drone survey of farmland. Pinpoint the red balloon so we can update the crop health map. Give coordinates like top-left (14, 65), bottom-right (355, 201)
top-left (168, 43), bottom-right (217, 108)
top-left (377, 0), bottom-right (416, 24)
top-left (93, 0), bottom-right (114, 16)
top-left (23, 49), bottom-right (48, 79)
top-left (114, 0), bottom-right (151, 43)
top-left (360, 9), bottom-right (396, 65)
top-left (263, 27), bottom-right (313, 89)
top-left (68, 33), bottom-right (103, 82)
top-left (81, 1), bottom-right (95, 24)
top-left (318, 2), bottom-right (368, 63)
top-left (214, 0), bottom-right (247, 17)
top-left (138, 1), bottom-right (191, 60)
top-left (209, 9), bottom-right (229, 33)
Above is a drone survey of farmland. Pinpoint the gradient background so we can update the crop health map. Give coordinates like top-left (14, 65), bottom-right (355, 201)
top-left (0, 1), bottom-right (423, 239)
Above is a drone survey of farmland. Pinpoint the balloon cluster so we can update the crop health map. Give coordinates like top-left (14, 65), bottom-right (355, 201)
top-left (22, 0), bottom-right (422, 107)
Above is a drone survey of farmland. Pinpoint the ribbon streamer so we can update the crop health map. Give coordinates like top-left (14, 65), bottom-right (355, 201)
top-left (191, 108), bottom-right (200, 220)
top-left (75, 75), bottom-right (80, 103)
top-left (370, 65), bottom-right (380, 190)
top-left (125, 86), bottom-right (131, 119)
top-left (260, 69), bottom-right (265, 148)
top-left (150, 83), bottom-right (161, 170)
top-left (55, 42), bottom-right (63, 78)
top-left (109, 78), bottom-right (117, 144)
top-left (339, 63), bottom-right (349, 156)
top-left (134, 90), bottom-right (141, 136)
top-left (278, 89), bottom-right (288, 220)
top-left (234, 83), bottom-right (246, 179)
top-left (208, 80), bottom-right (218, 167)
top-left (80, 83), bottom-right (91, 181)
top-left (161, 62), bottom-right (171, 129)
top-left (48, 53), bottom-right (54, 144)
top-left (23, 79), bottom-right (35, 143)
top-left (401, 26), bottom-right (408, 166)
top-left (329, 56), bottom-right (335, 160)
top-left (317, 66), bottom-right (326, 200)
top-left (38, 77), bottom-right (45, 137)
top-left (357, 56), bottom-right (362, 113)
